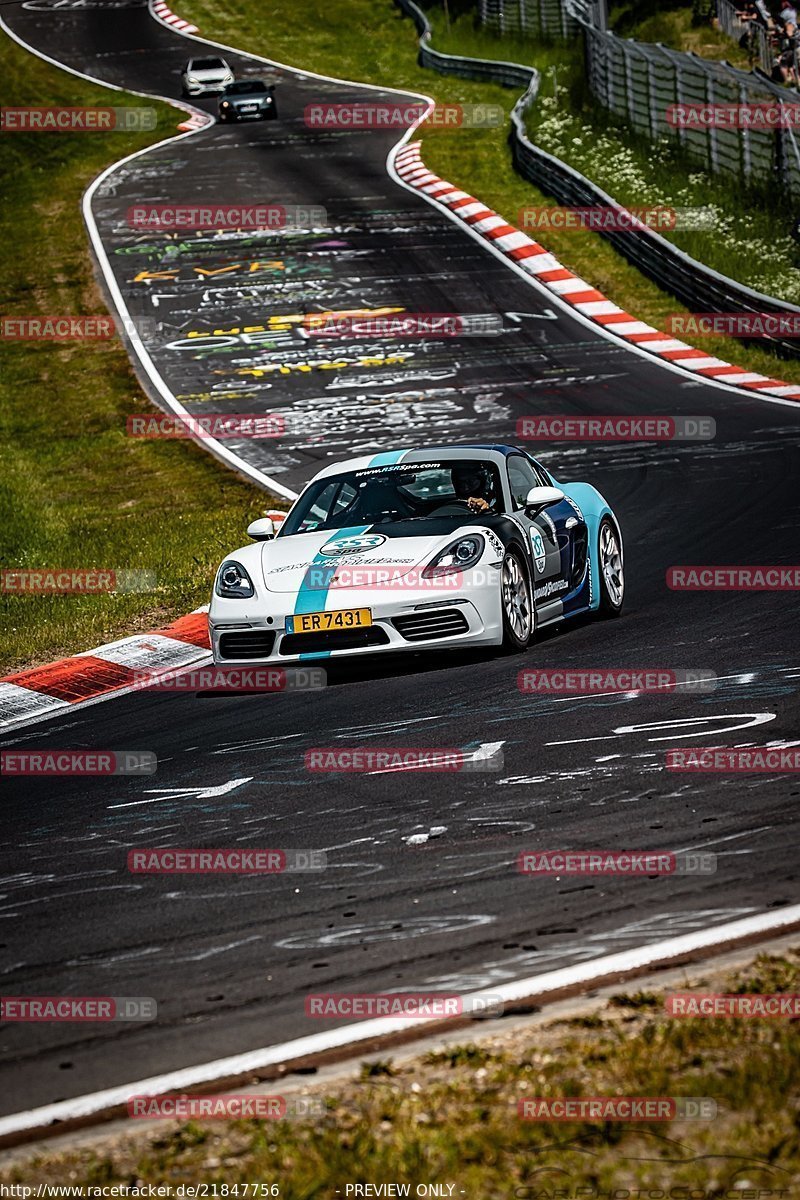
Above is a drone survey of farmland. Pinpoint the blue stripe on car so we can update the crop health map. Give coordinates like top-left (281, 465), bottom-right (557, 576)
top-left (292, 525), bottom-right (372, 659)
top-left (367, 449), bottom-right (408, 466)
top-left (289, 452), bottom-right (406, 658)
top-left (553, 479), bottom-right (615, 613)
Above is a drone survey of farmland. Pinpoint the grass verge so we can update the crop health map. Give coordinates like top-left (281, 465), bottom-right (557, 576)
top-left (0, 38), bottom-right (279, 675)
top-left (4, 949), bottom-right (799, 1190)
top-left (425, 7), bottom-right (800, 307)
top-left (612, 0), bottom-right (753, 67)
top-left (178, 0), bottom-right (800, 383)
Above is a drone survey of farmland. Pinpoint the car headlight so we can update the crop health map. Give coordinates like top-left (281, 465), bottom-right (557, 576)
top-left (215, 560), bottom-right (255, 598)
top-left (422, 534), bottom-right (485, 577)
top-left (186, 75), bottom-right (199, 84)
top-left (221, 101), bottom-right (231, 108)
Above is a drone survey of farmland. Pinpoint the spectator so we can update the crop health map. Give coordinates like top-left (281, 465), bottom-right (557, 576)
top-left (772, 18), bottom-right (799, 79)
top-left (734, 0), bottom-right (772, 24)
top-left (735, 0), bottom-right (772, 54)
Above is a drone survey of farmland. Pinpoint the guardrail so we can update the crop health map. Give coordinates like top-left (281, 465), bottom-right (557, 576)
top-left (393, 0), bottom-right (800, 359)
top-left (480, 0), bottom-right (800, 197)
top-left (715, 0), bottom-right (800, 86)
top-left (477, 0), bottom-right (578, 38)
top-left (403, 0), bottom-right (536, 86)
top-left (715, 0), bottom-right (770, 70)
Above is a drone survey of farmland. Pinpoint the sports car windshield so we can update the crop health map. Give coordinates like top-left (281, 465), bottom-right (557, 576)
top-left (280, 460), bottom-right (503, 536)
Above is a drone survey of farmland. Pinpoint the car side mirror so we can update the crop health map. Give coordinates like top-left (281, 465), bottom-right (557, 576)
top-left (247, 517), bottom-right (275, 541)
top-left (524, 485), bottom-right (565, 514)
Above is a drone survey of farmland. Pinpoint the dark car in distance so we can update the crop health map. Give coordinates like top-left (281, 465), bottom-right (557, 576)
top-left (218, 80), bottom-right (277, 122)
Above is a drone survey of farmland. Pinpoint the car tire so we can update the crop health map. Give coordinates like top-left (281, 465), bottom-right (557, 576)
top-left (597, 517), bottom-right (624, 617)
top-left (501, 549), bottom-right (534, 651)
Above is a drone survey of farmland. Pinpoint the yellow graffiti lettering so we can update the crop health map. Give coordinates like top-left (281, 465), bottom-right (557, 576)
top-left (194, 265), bottom-right (243, 278)
top-left (223, 353), bottom-right (410, 378)
top-left (186, 325), bottom-right (271, 338)
top-left (133, 270), bottom-right (179, 282)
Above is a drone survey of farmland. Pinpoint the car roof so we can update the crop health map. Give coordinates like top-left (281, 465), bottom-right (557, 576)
top-left (309, 444), bottom-right (533, 482)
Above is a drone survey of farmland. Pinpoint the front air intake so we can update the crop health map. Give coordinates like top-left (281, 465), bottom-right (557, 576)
top-left (393, 608), bottom-right (469, 642)
top-left (218, 631), bottom-right (276, 659)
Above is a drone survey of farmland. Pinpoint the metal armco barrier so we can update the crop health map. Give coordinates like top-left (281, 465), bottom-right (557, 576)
top-left (393, 0), bottom-right (800, 359)
top-left (403, 0), bottom-right (535, 87)
top-left (715, 0), bottom-right (771, 72)
top-left (480, 0), bottom-right (800, 196)
top-left (477, 0), bottom-right (578, 38)
top-left (715, 0), bottom-right (800, 100)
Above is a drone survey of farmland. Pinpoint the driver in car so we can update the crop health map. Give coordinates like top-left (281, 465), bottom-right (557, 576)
top-left (451, 463), bottom-right (497, 514)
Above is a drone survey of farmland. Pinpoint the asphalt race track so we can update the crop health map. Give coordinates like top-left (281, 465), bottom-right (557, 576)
top-left (1, 0), bottom-right (800, 1118)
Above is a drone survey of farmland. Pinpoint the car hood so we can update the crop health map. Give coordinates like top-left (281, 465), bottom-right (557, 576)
top-left (190, 68), bottom-right (229, 79)
top-left (259, 525), bottom-right (471, 593)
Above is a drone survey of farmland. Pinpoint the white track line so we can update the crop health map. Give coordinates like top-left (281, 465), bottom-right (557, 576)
top-left (0, 652), bottom-right (213, 736)
top-left (2, 902), bottom-right (799, 1139)
top-left (386, 144), bottom-right (800, 410)
top-left (0, 14), bottom-right (299, 501)
top-left (3, 6), bottom-right (797, 1146)
top-left (144, 1), bottom-right (800, 409)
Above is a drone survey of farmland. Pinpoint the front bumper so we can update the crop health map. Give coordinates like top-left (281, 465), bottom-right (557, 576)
top-left (223, 103), bottom-right (272, 119)
top-left (210, 578), bottom-right (503, 663)
top-left (184, 80), bottom-right (230, 95)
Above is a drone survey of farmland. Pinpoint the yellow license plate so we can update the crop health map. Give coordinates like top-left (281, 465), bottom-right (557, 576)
top-left (286, 608), bottom-right (372, 634)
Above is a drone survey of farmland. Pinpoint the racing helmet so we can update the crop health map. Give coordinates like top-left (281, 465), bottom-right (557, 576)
top-left (452, 461), bottom-right (495, 501)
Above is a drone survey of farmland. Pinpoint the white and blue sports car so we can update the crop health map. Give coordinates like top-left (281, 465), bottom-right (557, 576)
top-left (209, 445), bottom-right (624, 663)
